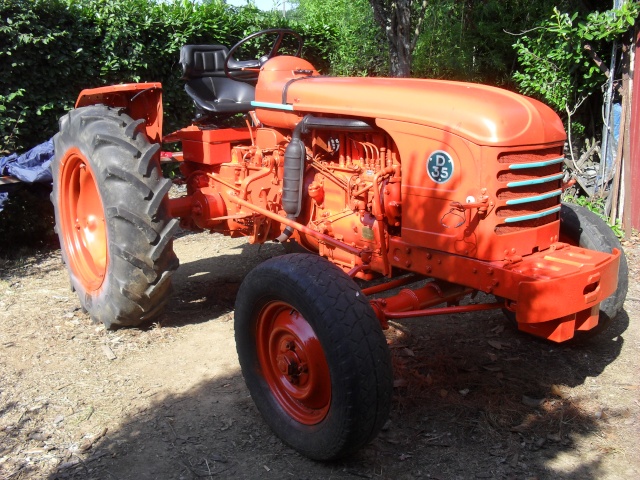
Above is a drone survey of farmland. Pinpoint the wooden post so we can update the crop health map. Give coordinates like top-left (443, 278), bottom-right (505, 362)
top-left (629, 25), bottom-right (640, 231)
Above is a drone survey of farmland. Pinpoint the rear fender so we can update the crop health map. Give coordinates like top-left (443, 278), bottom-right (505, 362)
top-left (75, 83), bottom-right (163, 143)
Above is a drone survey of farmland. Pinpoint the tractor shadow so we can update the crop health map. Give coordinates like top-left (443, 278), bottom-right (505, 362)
top-left (159, 235), bottom-right (285, 328)
top-left (132, 231), bottom-right (634, 479)
top-left (380, 303), bottom-right (631, 479)
top-left (47, 307), bottom-right (632, 480)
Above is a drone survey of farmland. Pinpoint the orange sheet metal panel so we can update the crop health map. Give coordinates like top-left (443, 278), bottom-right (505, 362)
top-left (165, 126), bottom-right (252, 165)
top-left (254, 56), bottom-right (565, 147)
top-left (378, 118), bottom-right (564, 261)
top-left (75, 83), bottom-right (163, 144)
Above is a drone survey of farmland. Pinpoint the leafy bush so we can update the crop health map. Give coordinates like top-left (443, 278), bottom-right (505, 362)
top-left (0, 0), bottom-right (335, 153)
top-left (0, 0), bottom-right (98, 152)
top-left (512, 3), bottom-right (639, 115)
top-left (562, 194), bottom-right (624, 238)
top-left (410, 0), bottom-right (596, 85)
top-left (294, 0), bottom-right (386, 76)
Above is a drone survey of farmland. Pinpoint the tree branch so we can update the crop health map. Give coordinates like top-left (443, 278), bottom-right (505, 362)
top-left (411, 0), bottom-right (428, 52)
top-left (503, 26), bottom-right (546, 36)
top-left (584, 44), bottom-right (610, 78)
top-left (369, 1), bottom-right (387, 31)
top-left (369, 0), bottom-right (394, 43)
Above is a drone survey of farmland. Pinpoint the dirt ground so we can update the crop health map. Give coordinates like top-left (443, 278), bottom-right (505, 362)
top-left (0, 231), bottom-right (638, 480)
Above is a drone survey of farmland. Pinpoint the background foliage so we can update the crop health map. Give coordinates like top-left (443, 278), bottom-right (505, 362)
top-left (1, 0), bottom-right (637, 153)
top-left (292, 0), bottom-right (385, 76)
top-left (0, 0), bottom-right (636, 249)
top-left (0, 0), bottom-right (336, 153)
top-left (512, 3), bottom-right (639, 114)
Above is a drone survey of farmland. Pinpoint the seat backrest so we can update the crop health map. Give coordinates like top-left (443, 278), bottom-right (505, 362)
top-left (180, 45), bottom-right (229, 79)
top-left (179, 44), bottom-right (256, 119)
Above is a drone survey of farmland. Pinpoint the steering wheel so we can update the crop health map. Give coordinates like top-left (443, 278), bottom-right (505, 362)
top-left (224, 28), bottom-right (303, 83)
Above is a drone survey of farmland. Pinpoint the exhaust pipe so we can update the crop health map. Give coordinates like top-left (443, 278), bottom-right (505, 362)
top-left (276, 115), bottom-right (375, 242)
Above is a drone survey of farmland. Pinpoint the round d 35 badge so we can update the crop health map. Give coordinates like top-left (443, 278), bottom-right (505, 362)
top-left (426, 150), bottom-right (454, 184)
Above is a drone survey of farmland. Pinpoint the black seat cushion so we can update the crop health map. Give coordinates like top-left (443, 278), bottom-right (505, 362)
top-left (179, 45), bottom-right (255, 117)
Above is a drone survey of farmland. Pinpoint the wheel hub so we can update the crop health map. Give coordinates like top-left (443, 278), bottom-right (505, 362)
top-left (58, 149), bottom-right (108, 292)
top-left (276, 340), bottom-right (308, 383)
top-left (256, 301), bottom-right (331, 425)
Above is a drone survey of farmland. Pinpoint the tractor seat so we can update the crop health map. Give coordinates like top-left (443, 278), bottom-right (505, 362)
top-left (179, 44), bottom-right (255, 121)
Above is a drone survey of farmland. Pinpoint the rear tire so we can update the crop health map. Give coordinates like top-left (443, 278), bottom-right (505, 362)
top-left (52, 105), bottom-right (179, 329)
top-left (234, 254), bottom-right (392, 460)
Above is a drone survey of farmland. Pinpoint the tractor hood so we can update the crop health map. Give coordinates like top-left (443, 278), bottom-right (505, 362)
top-left (254, 57), bottom-right (565, 147)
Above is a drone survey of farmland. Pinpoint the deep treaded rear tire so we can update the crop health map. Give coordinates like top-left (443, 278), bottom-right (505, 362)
top-left (235, 254), bottom-right (393, 461)
top-left (559, 202), bottom-right (628, 340)
top-left (52, 105), bottom-right (179, 329)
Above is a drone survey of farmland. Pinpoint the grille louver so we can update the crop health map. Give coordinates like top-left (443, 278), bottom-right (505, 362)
top-left (495, 149), bottom-right (564, 235)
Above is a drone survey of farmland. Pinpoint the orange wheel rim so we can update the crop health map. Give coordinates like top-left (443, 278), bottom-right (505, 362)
top-left (256, 301), bottom-right (331, 425)
top-left (59, 148), bottom-right (108, 292)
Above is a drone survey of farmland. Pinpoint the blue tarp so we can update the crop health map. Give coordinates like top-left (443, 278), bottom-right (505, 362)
top-left (0, 139), bottom-right (54, 211)
top-left (604, 102), bottom-right (622, 179)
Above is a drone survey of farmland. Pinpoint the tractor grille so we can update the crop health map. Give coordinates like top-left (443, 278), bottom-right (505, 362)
top-left (494, 148), bottom-right (564, 235)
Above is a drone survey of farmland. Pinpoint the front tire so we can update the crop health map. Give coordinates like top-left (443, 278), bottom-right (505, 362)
top-left (52, 105), bottom-right (179, 329)
top-left (234, 254), bottom-right (392, 460)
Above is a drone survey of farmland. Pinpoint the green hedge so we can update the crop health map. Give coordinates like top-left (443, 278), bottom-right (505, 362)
top-left (0, 0), bottom-right (336, 153)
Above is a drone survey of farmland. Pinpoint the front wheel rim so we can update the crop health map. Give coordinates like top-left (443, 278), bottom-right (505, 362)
top-left (256, 301), bottom-right (331, 425)
top-left (59, 148), bottom-right (107, 292)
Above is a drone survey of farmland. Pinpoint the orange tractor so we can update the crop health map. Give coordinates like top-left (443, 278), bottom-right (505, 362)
top-left (52, 30), bottom-right (627, 460)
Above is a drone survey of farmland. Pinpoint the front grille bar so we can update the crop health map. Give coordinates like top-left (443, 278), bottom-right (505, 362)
top-left (504, 205), bottom-right (561, 223)
top-left (506, 173), bottom-right (564, 188)
top-left (505, 189), bottom-right (562, 206)
top-left (508, 157), bottom-right (564, 170)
